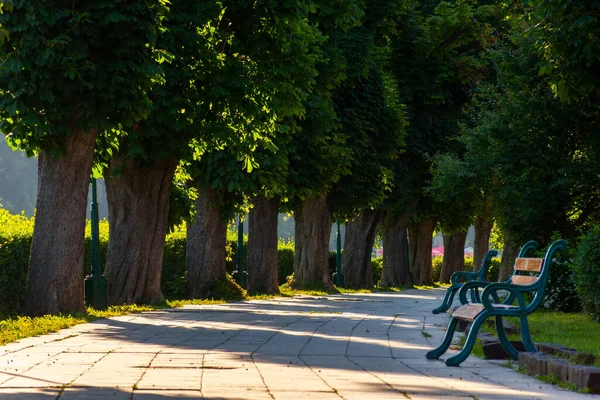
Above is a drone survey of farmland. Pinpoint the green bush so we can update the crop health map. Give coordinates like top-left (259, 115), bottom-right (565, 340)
top-left (0, 209), bottom-right (33, 317)
top-left (372, 257), bottom-right (383, 286)
top-left (487, 258), bottom-right (501, 282)
top-left (571, 226), bottom-right (600, 317)
top-left (432, 256), bottom-right (443, 282)
top-left (161, 225), bottom-right (187, 299)
top-left (277, 239), bottom-right (295, 285)
top-left (432, 255), bottom-right (494, 283)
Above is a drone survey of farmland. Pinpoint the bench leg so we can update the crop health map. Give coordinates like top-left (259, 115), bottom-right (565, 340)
top-left (432, 287), bottom-right (458, 314)
top-left (520, 315), bottom-right (536, 352)
top-left (426, 317), bottom-right (458, 359)
top-left (496, 316), bottom-right (519, 360)
top-left (446, 314), bottom-right (488, 367)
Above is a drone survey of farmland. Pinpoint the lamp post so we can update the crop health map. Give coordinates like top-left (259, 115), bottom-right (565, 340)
top-left (84, 177), bottom-right (108, 310)
top-left (332, 221), bottom-right (344, 287)
top-left (235, 215), bottom-right (248, 288)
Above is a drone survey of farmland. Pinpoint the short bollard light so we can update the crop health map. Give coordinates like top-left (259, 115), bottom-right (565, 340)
top-left (332, 221), bottom-right (344, 287)
top-left (234, 216), bottom-right (248, 288)
top-left (84, 177), bottom-right (108, 310)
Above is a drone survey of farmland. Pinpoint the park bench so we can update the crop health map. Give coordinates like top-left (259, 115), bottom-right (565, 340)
top-left (426, 239), bottom-right (567, 367)
top-left (432, 249), bottom-right (499, 314)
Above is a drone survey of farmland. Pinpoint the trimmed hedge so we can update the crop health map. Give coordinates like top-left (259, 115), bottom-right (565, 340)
top-left (432, 255), bottom-right (500, 283)
top-left (0, 210), bottom-right (299, 315)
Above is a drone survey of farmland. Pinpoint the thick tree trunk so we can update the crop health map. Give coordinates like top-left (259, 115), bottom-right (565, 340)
top-left (380, 210), bottom-right (413, 287)
top-left (185, 188), bottom-right (228, 299)
top-left (293, 195), bottom-right (334, 289)
top-left (104, 157), bottom-right (177, 305)
top-left (473, 197), bottom-right (493, 270)
top-left (408, 217), bottom-right (436, 285)
top-left (25, 131), bottom-right (97, 316)
top-left (247, 195), bottom-right (281, 294)
top-left (439, 231), bottom-right (468, 283)
top-left (342, 209), bottom-right (382, 289)
top-left (499, 236), bottom-right (520, 282)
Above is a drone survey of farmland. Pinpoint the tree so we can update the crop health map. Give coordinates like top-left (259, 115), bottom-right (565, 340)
top-left (530, 0), bottom-right (600, 102)
top-left (382, 0), bottom-right (498, 285)
top-left (184, 0), bottom-right (326, 296)
top-left (336, 69), bottom-right (405, 289)
top-left (0, 1), bottom-right (164, 315)
top-left (290, 0), bottom-right (409, 289)
top-left (102, 1), bottom-right (225, 305)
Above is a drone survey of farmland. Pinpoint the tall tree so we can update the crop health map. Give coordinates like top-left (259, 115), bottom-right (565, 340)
top-left (383, 0), bottom-right (497, 285)
top-left (456, 30), bottom-right (600, 279)
top-left (184, 0), bottom-right (326, 296)
top-left (291, 0), bottom-right (407, 289)
top-left (0, 1), bottom-right (163, 315)
top-left (102, 1), bottom-right (224, 304)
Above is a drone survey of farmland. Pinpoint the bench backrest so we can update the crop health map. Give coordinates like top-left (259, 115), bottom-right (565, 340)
top-left (511, 258), bottom-right (544, 286)
top-left (508, 240), bottom-right (567, 312)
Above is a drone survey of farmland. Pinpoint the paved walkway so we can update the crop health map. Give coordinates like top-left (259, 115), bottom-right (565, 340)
top-left (0, 288), bottom-right (597, 399)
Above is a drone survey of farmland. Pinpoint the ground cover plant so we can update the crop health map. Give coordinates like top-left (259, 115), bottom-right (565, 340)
top-left (471, 311), bottom-right (600, 368)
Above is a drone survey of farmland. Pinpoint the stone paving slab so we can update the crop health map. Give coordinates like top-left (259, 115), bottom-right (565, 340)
top-left (0, 288), bottom-right (598, 399)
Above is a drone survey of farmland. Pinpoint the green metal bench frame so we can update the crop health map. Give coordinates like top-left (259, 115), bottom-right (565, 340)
top-left (432, 249), bottom-right (499, 314)
top-left (426, 239), bottom-right (566, 367)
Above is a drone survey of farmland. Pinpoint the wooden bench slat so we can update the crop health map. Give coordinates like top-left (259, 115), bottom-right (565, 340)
top-left (452, 304), bottom-right (485, 321)
top-left (511, 275), bottom-right (538, 286)
top-left (514, 258), bottom-right (544, 272)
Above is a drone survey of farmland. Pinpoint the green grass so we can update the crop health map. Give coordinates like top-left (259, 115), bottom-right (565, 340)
top-left (471, 310), bottom-right (600, 366)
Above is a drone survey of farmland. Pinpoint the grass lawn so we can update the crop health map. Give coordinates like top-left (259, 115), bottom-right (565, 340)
top-left (0, 284), bottom-right (411, 347)
top-left (472, 310), bottom-right (600, 367)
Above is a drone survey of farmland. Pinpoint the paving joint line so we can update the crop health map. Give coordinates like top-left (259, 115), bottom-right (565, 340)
top-left (0, 349), bottom-right (63, 388)
top-left (344, 313), bottom-right (370, 358)
top-left (55, 350), bottom-right (112, 399)
top-left (250, 315), bottom-right (307, 400)
top-left (130, 350), bottom-right (162, 400)
top-left (346, 356), bottom-right (411, 399)
top-left (386, 314), bottom-right (399, 358)
top-left (298, 317), bottom-right (345, 399)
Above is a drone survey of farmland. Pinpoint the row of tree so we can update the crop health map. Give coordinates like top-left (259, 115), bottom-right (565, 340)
top-left (0, 0), bottom-right (597, 316)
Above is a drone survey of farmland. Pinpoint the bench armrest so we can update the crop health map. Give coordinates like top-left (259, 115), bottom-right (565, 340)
top-left (457, 281), bottom-right (490, 304)
top-left (450, 271), bottom-right (481, 285)
top-left (481, 283), bottom-right (528, 311)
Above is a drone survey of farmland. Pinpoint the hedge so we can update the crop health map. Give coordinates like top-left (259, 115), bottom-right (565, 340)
top-left (432, 255), bottom-right (501, 283)
top-left (0, 209), bottom-right (299, 316)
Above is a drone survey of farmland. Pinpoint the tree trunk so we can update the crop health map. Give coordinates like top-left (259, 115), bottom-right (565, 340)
top-left (247, 195), bottom-right (281, 294)
top-left (293, 195), bottom-right (334, 289)
top-left (25, 131), bottom-right (97, 316)
top-left (439, 231), bottom-right (468, 283)
top-left (104, 157), bottom-right (177, 305)
top-left (408, 217), bottom-right (436, 285)
top-left (499, 236), bottom-right (520, 282)
top-left (473, 197), bottom-right (493, 270)
top-left (342, 209), bottom-right (382, 289)
top-left (185, 187), bottom-right (228, 299)
top-left (380, 210), bottom-right (413, 287)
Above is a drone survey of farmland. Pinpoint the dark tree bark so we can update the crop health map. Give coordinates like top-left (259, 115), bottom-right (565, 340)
top-left (439, 231), bottom-right (468, 283)
top-left (342, 209), bottom-right (382, 289)
top-left (499, 236), bottom-right (520, 282)
top-left (185, 187), bottom-right (228, 299)
top-left (247, 195), bottom-right (281, 294)
top-left (104, 157), bottom-right (177, 305)
top-left (473, 197), bottom-right (493, 270)
top-left (293, 195), bottom-right (334, 289)
top-left (408, 217), bottom-right (436, 285)
top-left (380, 210), bottom-right (413, 287)
top-left (25, 131), bottom-right (97, 316)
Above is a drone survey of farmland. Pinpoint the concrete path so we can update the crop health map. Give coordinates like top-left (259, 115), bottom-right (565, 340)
top-left (0, 288), bottom-right (597, 400)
